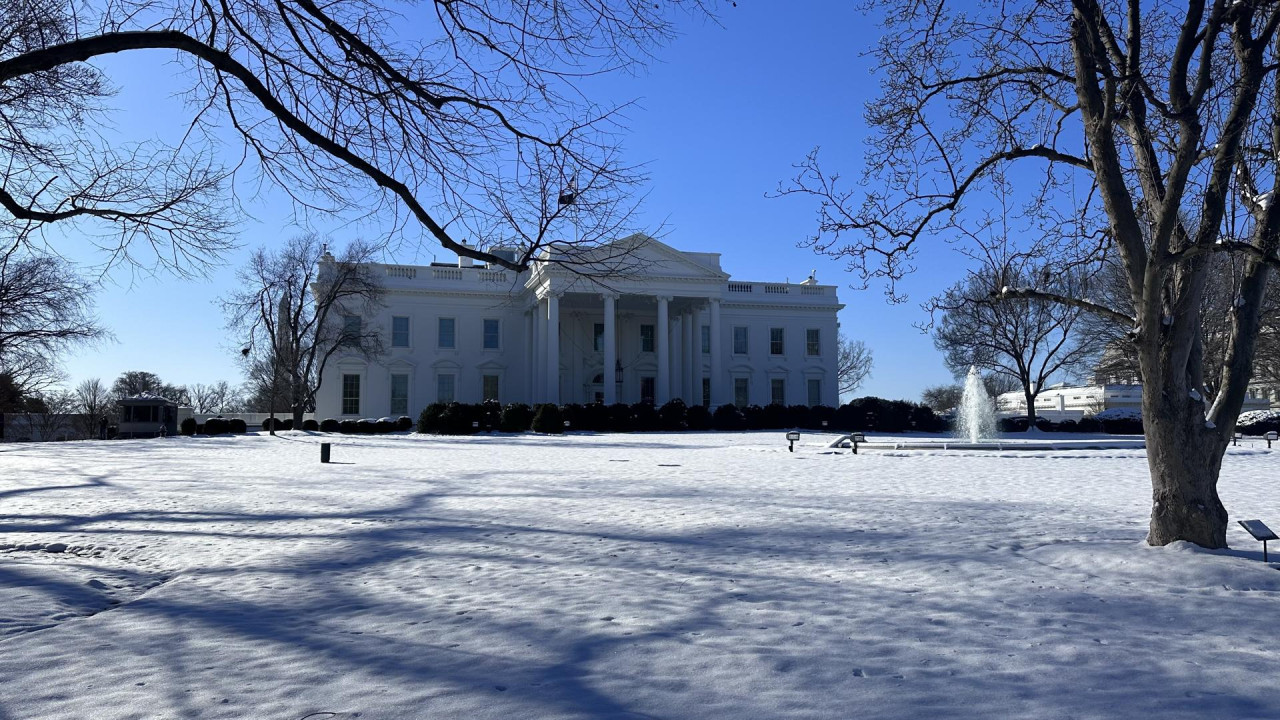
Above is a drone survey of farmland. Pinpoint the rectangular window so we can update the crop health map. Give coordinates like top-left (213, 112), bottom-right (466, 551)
top-left (342, 374), bottom-right (360, 415)
top-left (437, 373), bottom-right (455, 403)
top-left (482, 374), bottom-right (500, 402)
top-left (807, 378), bottom-right (822, 407)
top-left (391, 316), bottom-right (410, 347)
top-left (342, 315), bottom-right (361, 346)
top-left (438, 317), bottom-right (456, 349)
top-left (594, 323), bottom-right (605, 352)
top-left (806, 328), bottom-right (821, 356)
top-left (701, 325), bottom-right (711, 354)
top-left (641, 376), bottom-right (656, 404)
top-left (734, 377), bottom-right (750, 408)
top-left (770, 327), bottom-right (785, 355)
top-left (733, 326), bottom-right (749, 355)
top-left (640, 324), bottom-right (655, 353)
top-left (482, 318), bottom-right (500, 350)
top-left (702, 378), bottom-right (711, 408)
top-left (771, 378), bottom-right (786, 406)
top-left (390, 373), bottom-right (409, 416)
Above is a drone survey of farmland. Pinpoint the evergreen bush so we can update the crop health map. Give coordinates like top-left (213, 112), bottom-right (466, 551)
top-left (395, 416), bottom-right (414, 431)
top-left (340, 419), bottom-right (358, 434)
top-left (531, 403), bottom-right (565, 434)
top-left (686, 404), bottom-right (712, 430)
top-left (302, 419), bottom-right (320, 431)
top-left (658, 399), bottom-right (688, 430)
top-left (417, 403), bottom-right (448, 434)
top-left (180, 417), bottom-right (197, 436)
top-left (606, 403), bottom-right (633, 432)
top-left (631, 402), bottom-right (660, 431)
top-left (320, 418), bottom-right (340, 432)
top-left (228, 418), bottom-right (248, 434)
top-left (438, 403), bottom-right (477, 435)
top-left (712, 404), bottom-right (744, 431)
top-left (499, 403), bottom-right (535, 432)
top-left (204, 418), bottom-right (229, 435)
top-left (375, 418), bottom-right (395, 433)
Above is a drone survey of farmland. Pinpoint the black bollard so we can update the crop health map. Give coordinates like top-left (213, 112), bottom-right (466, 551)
top-left (320, 443), bottom-right (331, 463)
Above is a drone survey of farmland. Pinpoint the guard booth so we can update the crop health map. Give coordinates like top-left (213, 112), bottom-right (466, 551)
top-left (118, 393), bottom-right (179, 438)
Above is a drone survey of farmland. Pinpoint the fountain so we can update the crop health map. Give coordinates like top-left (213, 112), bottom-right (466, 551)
top-left (824, 364), bottom-right (1144, 452)
top-left (956, 366), bottom-right (997, 443)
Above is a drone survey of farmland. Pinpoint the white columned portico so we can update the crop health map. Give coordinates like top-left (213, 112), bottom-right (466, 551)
top-left (656, 295), bottom-right (671, 404)
top-left (603, 293), bottom-right (618, 405)
top-left (546, 292), bottom-right (561, 405)
top-left (709, 298), bottom-right (723, 406)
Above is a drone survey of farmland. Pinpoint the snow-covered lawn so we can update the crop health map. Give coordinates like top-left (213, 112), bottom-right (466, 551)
top-left (3, 432), bottom-right (1280, 719)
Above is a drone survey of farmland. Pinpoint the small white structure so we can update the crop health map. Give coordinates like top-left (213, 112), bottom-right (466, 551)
top-left (995, 383), bottom-right (1269, 420)
top-left (315, 235), bottom-right (844, 419)
top-left (119, 393), bottom-right (179, 438)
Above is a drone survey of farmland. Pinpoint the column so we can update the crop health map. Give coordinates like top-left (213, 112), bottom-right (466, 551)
top-left (709, 298), bottom-right (723, 406)
top-left (546, 292), bottom-right (561, 405)
top-left (683, 311), bottom-right (695, 403)
top-left (532, 300), bottom-right (544, 403)
top-left (526, 309), bottom-right (536, 404)
top-left (656, 295), bottom-right (670, 404)
top-left (692, 307), bottom-right (704, 406)
top-left (670, 314), bottom-right (682, 403)
top-left (603, 293), bottom-right (617, 405)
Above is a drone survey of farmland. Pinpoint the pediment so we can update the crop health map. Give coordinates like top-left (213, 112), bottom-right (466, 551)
top-left (611, 234), bottom-right (727, 280)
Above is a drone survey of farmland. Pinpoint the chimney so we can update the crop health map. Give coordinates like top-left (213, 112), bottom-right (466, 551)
top-left (458, 243), bottom-right (473, 268)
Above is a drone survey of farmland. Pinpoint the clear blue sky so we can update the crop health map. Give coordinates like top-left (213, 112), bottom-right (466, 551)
top-left (57, 2), bottom-right (969, 401)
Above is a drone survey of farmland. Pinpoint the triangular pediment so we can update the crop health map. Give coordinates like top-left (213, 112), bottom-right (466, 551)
top-left (609, 233), bottom-right (727, 280)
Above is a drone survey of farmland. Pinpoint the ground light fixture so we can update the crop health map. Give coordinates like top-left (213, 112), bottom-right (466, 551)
top-left (786, 431), bottom-right (800, 452)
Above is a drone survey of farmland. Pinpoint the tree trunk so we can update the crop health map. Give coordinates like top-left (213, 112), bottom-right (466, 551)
top-left (1143, 386), bottom-right (1229, 548)
top-left (293, 407), bottom-right (305, 428)
top-left (1024, 390), bottom-right (1037, 431)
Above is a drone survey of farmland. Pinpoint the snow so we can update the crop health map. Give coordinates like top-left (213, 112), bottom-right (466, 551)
top-left (1092, 407), bottom-right (1143, 421)
top-left (3, 432), bottom-right (1280, 719)
top-left (1238, 409), bottom-right (1280, 426)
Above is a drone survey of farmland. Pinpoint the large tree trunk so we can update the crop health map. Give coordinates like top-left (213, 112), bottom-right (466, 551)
top-left (1024, 389), bottom-right (1037, 431)
top-left (1143, 386), bottom-right (1228, 548)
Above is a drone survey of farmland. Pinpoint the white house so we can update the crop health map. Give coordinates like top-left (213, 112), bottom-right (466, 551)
top-left (314, 235), bottom-right (844, 419)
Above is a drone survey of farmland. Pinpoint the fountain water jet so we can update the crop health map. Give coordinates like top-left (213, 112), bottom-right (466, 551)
top-left (957, 366), bottom-right (998, 442)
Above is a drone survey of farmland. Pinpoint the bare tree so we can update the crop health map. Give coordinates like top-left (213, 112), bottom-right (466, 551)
top-left (110, 371), bottom-right (188, 405)
top-left (188, 381), bottom-right (239, 414)
top-left (74, 377), bottom-right (110, 437)
top-left (837, 336), bottom-right (874, 399)
top-left (921, 384), bottom-right (963, 413)
top-left (931, 262), bottom-right (1092, 430)
top-left (0, 248), bottom-right (104, 395)
top-left (23, 388), bottom-right (77, 441)
top-left (224, 234), bottom-right (384, 427)
top-left (0, 0), bottom-right (706, 276)
top-left (781, 1), bottom-right (1280, 549)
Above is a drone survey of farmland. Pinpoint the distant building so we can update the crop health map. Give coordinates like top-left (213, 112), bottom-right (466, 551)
top-left (995, 383), bottom-right (1269, 420)
top-left (314, 234), bottom-right (844, 419)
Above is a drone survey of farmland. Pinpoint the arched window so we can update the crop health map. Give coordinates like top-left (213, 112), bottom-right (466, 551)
top-left (591, 373), bottom-right (604, 384)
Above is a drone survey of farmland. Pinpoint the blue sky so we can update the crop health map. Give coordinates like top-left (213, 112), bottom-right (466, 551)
top-left (56, 2), bottom-right (969, 400)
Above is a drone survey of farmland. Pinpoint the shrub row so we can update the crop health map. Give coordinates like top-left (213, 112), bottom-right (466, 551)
top-left (414, 398), bottom-right (949, 435)
top-left (996, 416), bottom-right (1144, 435)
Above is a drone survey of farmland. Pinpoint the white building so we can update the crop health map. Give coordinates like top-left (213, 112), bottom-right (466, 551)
top-left (995, 383), bottom-right (1269, 419)
top-left (314, 235), bottom-right (843, 419)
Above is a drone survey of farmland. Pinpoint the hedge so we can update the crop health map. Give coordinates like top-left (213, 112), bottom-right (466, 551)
top-left (320, 418), bottom-right (340, 432)
top-left (302, 419), bottom-right (320, 431)
top-left (180, 417), bottom-right (197, 436)
top-left (531, 403), bottom-right (564, 434)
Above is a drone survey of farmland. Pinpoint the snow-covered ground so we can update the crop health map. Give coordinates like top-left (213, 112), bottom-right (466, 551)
top-left (2, 431), bottom-right (1280, 719)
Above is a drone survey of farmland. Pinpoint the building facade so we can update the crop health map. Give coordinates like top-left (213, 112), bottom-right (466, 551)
top-left (314, 235), bottom-right (844, 419)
